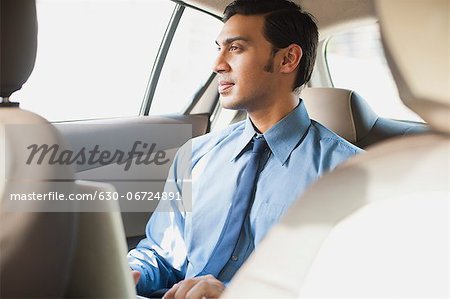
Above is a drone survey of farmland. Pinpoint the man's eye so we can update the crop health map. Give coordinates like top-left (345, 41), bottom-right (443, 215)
top-left (229, 46), bottom-right (240, 51)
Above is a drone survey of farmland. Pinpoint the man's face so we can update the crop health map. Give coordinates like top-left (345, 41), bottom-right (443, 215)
top-left (213, 14), bottom-right (280, 111)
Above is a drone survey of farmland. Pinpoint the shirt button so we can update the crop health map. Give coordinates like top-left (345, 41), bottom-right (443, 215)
top-left (231, 255), bottom-right (238, 261)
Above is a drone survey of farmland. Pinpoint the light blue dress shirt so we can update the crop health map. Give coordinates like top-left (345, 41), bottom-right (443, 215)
top-left (128, 101), bottom-right (362, 296)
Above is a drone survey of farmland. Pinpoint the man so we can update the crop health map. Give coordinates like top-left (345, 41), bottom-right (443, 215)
top-left (128, 0), bottom-right (361, 298)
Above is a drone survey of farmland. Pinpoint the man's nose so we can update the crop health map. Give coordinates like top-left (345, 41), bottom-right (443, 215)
top-left (212, 51), bottom-right (230, 74)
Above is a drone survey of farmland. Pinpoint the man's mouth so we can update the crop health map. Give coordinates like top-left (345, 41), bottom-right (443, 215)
top-left (218, 81), bottom-right (235, 94)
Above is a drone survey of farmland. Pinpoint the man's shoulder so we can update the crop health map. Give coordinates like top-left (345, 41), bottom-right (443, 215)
top-left (310, 120), bottom-right (362, 154)
top-left (174, 120), bottom-right (245, 166)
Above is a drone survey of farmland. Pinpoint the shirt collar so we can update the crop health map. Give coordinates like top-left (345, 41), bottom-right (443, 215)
top-left (231, 100), bottom-right (311, 164)
top-left (230, 114), bottom-right (258, 161)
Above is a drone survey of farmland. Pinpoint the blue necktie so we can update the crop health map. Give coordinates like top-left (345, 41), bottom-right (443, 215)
top-left (198, 136), bottom-right (268, 277)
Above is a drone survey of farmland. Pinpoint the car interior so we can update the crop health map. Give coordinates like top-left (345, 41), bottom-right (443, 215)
top-left (0, 0), bottom-right (448, 298)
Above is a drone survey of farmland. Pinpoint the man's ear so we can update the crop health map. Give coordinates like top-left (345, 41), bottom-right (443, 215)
top-left (280, 44), bottom-right (302, 74)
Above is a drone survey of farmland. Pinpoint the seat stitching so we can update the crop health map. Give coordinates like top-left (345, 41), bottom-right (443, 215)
top-left (347, 91), bottom-right (357, 142)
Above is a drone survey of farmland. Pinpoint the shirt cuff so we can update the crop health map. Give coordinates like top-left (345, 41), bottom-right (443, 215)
top-left (129, 264), bottom-right (150, 295)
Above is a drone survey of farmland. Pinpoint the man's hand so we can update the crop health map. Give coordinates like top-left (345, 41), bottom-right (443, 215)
top-left (131, 270), bottom-right (141, 285)
top-left (163, 274), bottom-right (225, 299)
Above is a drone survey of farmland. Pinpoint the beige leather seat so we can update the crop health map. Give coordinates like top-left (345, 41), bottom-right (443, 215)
top-left (1, 0), bottom-right (135, 297)
top-left (302, 87), bottom-right (429, 148)
top-left (222, 0), bottom-right (449, 298)
top-left (0, 1), bottom-right (77, 297)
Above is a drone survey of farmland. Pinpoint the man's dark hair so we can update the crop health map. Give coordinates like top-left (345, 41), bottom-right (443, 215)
top-left (223, 0), bottom-right (318, 90)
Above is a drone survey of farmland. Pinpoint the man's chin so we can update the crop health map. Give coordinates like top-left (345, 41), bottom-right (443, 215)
top-left (219, 96), bottom-right (245, 111)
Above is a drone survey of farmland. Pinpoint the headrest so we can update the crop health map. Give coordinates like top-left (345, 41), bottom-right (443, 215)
top-left (301, 87), bottom-right (378, 144)
top-left (0, 0), bottom-right (37, 99)
top-left (375, 0), bottom-right (450, 133)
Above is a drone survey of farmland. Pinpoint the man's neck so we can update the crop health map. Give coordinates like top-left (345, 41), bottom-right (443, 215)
top-left (247, 94), bottom-right (299, 133)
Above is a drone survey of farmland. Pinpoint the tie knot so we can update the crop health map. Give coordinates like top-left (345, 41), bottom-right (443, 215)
top-left (252, 137), bottom-right (268, 154)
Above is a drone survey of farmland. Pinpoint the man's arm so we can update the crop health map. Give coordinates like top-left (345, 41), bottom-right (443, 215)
top-left (128, 213), bottom-right (187, 295)
top-left (127, 145), bottom-right (190, 296)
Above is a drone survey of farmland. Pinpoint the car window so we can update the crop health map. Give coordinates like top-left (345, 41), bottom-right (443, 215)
top-left (149, 7), bottom-right (222, 115)
top-left (326, 23), bottom-right (423, 122)
top-left (11, 0), bottom-right (175, 122)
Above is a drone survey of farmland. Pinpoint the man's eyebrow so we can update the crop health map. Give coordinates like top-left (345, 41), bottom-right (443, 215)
top-left (215, 36), bottom-right (250, 46)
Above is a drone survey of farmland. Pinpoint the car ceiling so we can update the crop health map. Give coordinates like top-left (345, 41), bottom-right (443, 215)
top-left (182, 0), bottom-right (377, 38)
